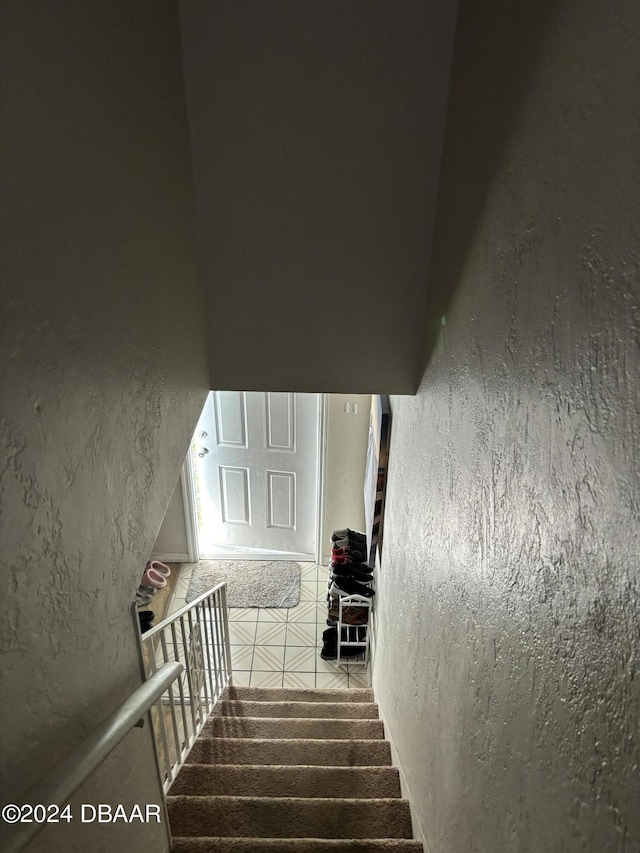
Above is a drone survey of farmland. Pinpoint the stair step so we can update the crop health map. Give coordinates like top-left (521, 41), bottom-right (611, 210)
top-left (170, 764), bottom-right (402, 799)
top-left (167, 796), bottom-right (414, 839)
top-left (203, 716), bottom-right (385, 741)
top-left (173, 839), bottom-right (423, 852)
top-left (187, 738), bottom-right (391, 767)
top-left (214, 700), bottom-right (380, 719)
top-left (224, 686), bottom-right (374, 703)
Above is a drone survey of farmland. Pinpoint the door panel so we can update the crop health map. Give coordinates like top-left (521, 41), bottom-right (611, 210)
top-left (265, 392), bottom-right (295, 451)
top-left (193, 391), bottom-right (319, 557)
top-left (214, 391), bottom-right (247, 447)
top-left (267, 470), bottom-right (295, 529)
top-left (219, 466), bottom-right (251, 525)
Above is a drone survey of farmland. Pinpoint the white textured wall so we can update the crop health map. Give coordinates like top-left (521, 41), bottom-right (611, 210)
top-left (0, 3), bottom-right (209, 851)
top-left (323, 396), bottom-right (371, 562)
top-left (374, 1), bottom-right (640, 851)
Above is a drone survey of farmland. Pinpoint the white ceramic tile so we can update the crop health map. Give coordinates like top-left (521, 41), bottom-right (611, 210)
top-left (299, 562), bottom-right (318, 580)
top-left (348, 672), bottom-right (370, 688)
top-left (285, 622), bottom-right (317, 646)
top-left (176, 561), bottom-right (195, 577)
top-left (229, 622), bottom-right (258, 646)
top-left (317, 620), bottom-right (333, 637)
top-left (299, 581), bottom-right (321, 601)
top-left (316, 657), bottom-right (351, 677)
top-left (170, 596), bottom-right (187, 615)
top-left (230, 645), bottom-right (254, 670)
top-left (257, 608), bottom-right (288, 623)
top-left (172, 572), bottom-right (192, 598)
top-left (283, 672), bottom-right (316, 689)
top-left (319, 605), bottom-right (332, 622)
top-left (228, 608), bottom-right (259, 623)
top-left (252, 645), bottom-right (286, 672)
top-left (317, 601), bottom-right (333, 623)
top-left (230, 670), bottom-right (251, 687)
top-left (284, 646), bottom-right (316, 673)
top-left (286, 601), bottom-right (319, 623)
top-left (316, 672), bottom-right (349, 689)
top-left (255, 623), bottom-right (287, 646)
top-left (250, 671), bottom-right (284, 688)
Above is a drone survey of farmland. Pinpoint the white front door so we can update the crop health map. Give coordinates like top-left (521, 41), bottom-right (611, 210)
top-left (191, 391), bottom-right (320, 559)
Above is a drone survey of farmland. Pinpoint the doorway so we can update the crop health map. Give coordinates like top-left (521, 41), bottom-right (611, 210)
top-left (186, 391), bottom-right (325, 561)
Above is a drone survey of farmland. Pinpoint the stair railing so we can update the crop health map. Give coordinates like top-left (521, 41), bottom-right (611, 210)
top-left (140, 581), bottom-right (232, 793)
top-left (1, 660), bottom-right (184, 853)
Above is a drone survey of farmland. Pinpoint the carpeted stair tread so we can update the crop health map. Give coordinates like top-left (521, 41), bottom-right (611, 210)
top-left (167, 795), bottom-right (414, 839)
top-left (203, 716), bottom-right (385, 740)
top-left (170, 687), bottom-right (422, 850)
top-left (187, 737), bottom-right (391, 767)
top-left (224, 686), bottom-right (374, 703)
top-left (170, 764), bottom-right (402, 799)
top-left (172, 839), bottom-right (424, 852)
top-left (214, 700), bottom-right (379, 719)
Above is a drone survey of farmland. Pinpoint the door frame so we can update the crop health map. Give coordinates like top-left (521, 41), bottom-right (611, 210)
top-left (183, 392), bottom-right (328, 565)
top-left (180, 450), bottom-right (200, 563)
top-left (314, 392), bottom-right (329, 566)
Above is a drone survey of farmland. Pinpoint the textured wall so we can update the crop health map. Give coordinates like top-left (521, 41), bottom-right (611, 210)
top-left (374, 1), bottom-right (640, 852)
top-left (0, 3), bottom-right (209, 851)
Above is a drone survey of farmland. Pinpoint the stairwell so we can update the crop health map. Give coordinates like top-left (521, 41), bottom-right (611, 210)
top-left (168, 686), bottom-right (422, 852)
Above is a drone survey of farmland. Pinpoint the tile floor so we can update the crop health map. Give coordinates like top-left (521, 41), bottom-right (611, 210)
top-left (169, 561), bottom-right (370, 689)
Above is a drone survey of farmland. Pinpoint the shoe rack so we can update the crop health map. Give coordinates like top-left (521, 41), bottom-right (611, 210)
top-left (335, 594), bottom-right (371, 665)
top-left (322, 528), bottom-right (374, 666)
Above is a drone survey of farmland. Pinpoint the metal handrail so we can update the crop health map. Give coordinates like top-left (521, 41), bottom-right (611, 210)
top-left (2, 661), bottom-right (183, 853)
top-left (143, 580), bottom-right (226, 640)
top-left (140, 580), bottom-right (232, 793)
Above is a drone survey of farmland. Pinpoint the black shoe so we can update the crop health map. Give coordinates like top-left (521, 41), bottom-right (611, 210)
top-left (331, 528), bottom-right (367, 546)
top-left (329, 578), bottom-right (375, 598)
top-left (320, 645), bottom-right (366, 661)
top-left (330, 564), bottom-right (373, 583)
top-left (138, 610), bottom-right (155, 623)
top-left (320, 647), bottom-right (338, 660)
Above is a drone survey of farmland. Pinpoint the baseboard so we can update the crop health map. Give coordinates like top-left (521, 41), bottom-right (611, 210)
top-left (150, 552), bottom-right (190, 563)
top-left (374, 689), bottom-right (430, 853)
top-left (200, 549), bottom-right (312, 561)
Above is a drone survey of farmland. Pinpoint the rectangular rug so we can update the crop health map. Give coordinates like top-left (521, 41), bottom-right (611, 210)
top-left (186, 560), bottom-right (301, 608)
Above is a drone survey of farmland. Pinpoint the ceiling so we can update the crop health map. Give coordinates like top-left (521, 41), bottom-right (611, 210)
top-left (180, 0), bottom-right (459, 392)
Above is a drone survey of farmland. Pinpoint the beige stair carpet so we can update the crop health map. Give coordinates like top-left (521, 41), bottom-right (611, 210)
top-left (168, 686), bottom-right (422, 853)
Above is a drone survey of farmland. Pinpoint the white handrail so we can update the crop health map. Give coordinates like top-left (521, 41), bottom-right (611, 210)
top-left (140, 580), bottom-right (232, 793)
top-left (2, 661), bottom-right (184, 853)
top-left (143, 580), bottom-right (226, 640)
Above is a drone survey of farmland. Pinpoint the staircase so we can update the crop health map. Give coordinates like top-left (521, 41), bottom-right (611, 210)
top-left (168, 686), bottom-right (422, 852)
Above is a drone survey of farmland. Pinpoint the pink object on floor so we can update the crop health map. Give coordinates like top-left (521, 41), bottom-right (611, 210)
top-left (141, 566), bottom-right (167, 589)
top-left (147, 560), bottom-right (171, 577)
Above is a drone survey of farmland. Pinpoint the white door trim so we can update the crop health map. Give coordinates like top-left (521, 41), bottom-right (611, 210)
top-left (180, 452), bottom-right (200, 563)
top-left (314, 392), bottom-right (328, 566)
